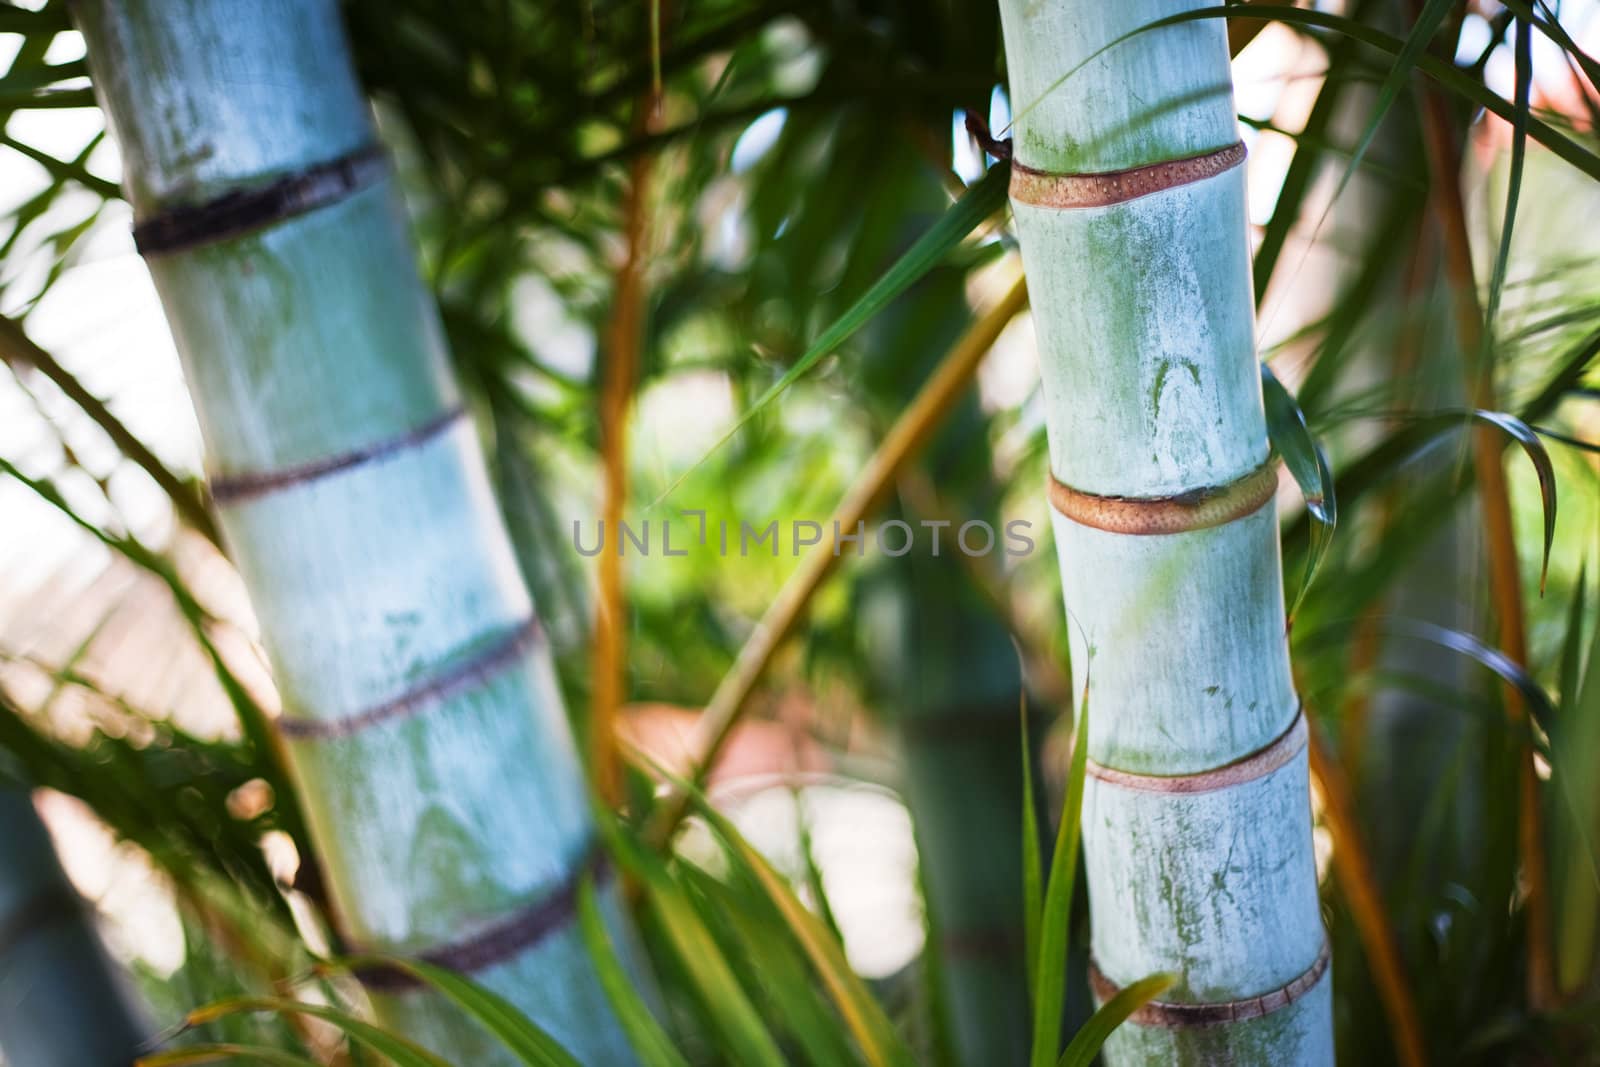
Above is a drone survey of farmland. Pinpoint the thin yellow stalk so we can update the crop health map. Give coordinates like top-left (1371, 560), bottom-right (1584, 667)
top-left (594, 147), bottom-right (653, 806)
top-left (1305, 705), bottom-right (1429, 1067)
top-left (648, 274), bottom-right (1028, 843)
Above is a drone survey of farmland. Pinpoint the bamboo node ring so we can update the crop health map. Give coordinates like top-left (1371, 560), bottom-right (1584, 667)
top-left (1010, 140), bottom-right (1246, 210)
top-left (1088, 940), bottom-right (1331, 1028)
top-left (210, 407), bottom-right (466, 505)
top-left (1085, 710), bottom-right (1306, 795)
top-left (133, 144), bottom-right (389, 256)
top-left (1048, 461), bottom-right (1278, 536)
top-left (354, 847), bottom-right (611, 992)
top-left (275, 617), bottom-right (545, 740)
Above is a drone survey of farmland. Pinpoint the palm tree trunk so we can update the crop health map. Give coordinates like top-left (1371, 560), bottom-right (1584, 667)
top-left (0, 785), bottom-right (147, 1067)
top-left (73, 1), bottom-right (635, 1060)
top-left (995, 2), bottom-right (1331, 1062)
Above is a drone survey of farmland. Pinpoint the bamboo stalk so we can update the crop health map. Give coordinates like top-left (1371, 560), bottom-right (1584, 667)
top-left (73, 2), bottom-right (637, 1060)
top-left (649, 274), bottom-right (1028, 843)
top-left (1413, 67), bottom-right (1556, 1012)
top-left (996, 2), bottom-right (1330, 1060)
top-left (0, 785), bottom-right (148, 1067)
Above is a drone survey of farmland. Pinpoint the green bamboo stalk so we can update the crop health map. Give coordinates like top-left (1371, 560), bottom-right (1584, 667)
top-left (72, 2), bottom-right (636, 1061)
top-left (995, 2), bottom-right (1331, 1062)
top-left (0, 785), bottom-right (147, 1067)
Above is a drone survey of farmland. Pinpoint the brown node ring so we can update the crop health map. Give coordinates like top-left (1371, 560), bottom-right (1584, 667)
top-left (1010, 141), bottom-right (1246, 210)
top-left (1086, 710), bottom-right (1306, 795)
top-left (134, 144), bottom-right (389, 256)
top-left (354, 848), bottom-right (612, 993)
top-left (275, 617), bottom-right (545, 740)
top-left (1088, 940), bottom-right (1331, 1028)
top-left (1048, 461), bottom-right (1278, 536)
top-left (210, 407), bottom-right (466, 505)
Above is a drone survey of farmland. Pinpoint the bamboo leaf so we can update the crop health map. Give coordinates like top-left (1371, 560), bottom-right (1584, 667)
top-left (1262, 363), bottom-right (1335, 618)
top-left (1317, 0), bottom-right (1454, 227)
top-left (138, 1046), bottom-right (326, 1067)
top-left (1135, 5), bottom-right (1600, 182)
top-left (647, 868), bottom-right (790, 1067)
top-left (652, 162), bottom-right (1010, 504)
top-left (339, 956), bottom-right (581, 1067)
top-left (670, 781), bottom-right (916, 1067)
top-left (593, 815), bottom-right (790, 1067)
top-left (185, 997), bottom-right (455, 1067)
top-left (1391, 409), bottom-right (1558, 593)
top-left (575, 877), bottom-right (693, 1067)
top-left (1020, 693), bottom-right (1043, 1008)
top-left (1030, 671), bottom-right (1091, 1067)
top-left (1485, 17), bottom-right (1533, 336)
top-left (1055, 972), bottom-right (1177, 1067)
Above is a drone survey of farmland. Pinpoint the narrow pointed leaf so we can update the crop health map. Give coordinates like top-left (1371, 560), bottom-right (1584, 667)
top-left (1030, 673), bottom-right (1091, 1067)
top-left (185, 997), bottom-right (454, 1067)
top-left (339, 956), bottom-right (581, 1067)
top-left (1055, 973), bottom-right (1178, 1067)
top-left (653, 162), bottom-right (1010, 503)
top-left (574, 878), bottom-right (693, 1067)
top-left (138, 1046), bottom-right (326, 1067)
top-left (1262, 364), bottom-right (1335, 617)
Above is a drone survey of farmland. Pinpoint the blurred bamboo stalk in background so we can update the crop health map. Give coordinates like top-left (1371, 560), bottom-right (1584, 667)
top-left (72, 0), bottom-right (637, 1060)
top-left (0, 785), bottom-right (147, 1067)
top-left (997, 0), bottom-right (1330, 1060)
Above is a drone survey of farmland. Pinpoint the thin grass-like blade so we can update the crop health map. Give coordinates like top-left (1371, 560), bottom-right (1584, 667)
top-left (1055, 973), bottom-right (1177, 1067)
top-left (652, 163), bottom-right (1010, 504)
top-left (1030, 674), bottom-right (1091, 1067)
top-left (1262, 364), bottom-right (1335, 618)
top-left (338, 956), bottom-right (580, 1067)
top-left (185, 997), bottom-right (454, 1067)
top-left (138, 1046), bottom-right (325, 1067)
top-left (575, 877), bottom-right (692, 1067)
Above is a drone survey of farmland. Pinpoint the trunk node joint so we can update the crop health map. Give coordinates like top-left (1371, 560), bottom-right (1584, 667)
top-left (1010, 141), bottom-right (1246, 211)
top-left (1088, 939), bottom-right (1330, 1028)
top-left (1048, 461), bottom-right (1277, 536)
top-left (133, 145), bottom-right (388, 256)
top-left (210, 408), bottom-right (466, 505)
top-left (1086, 710), bottom-right (1305, 794)
top-left (276, 616), bottom-right (545, 739)
top-left (354, 847), bottom-right (611, 992)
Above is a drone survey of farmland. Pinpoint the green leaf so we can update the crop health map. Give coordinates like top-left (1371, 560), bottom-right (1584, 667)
top-left (339, 956), bottom-right (581, 1067)
top-left (1020, 693), bottom-right (1043, 1008)
top-left (575, 876), bottom-right (693, 1067)
top-left (1030, 671), bottom-right (1091, 1067)
top-left (644, 866), bottom-right (789, 1067)
top-left (1055, 973), bottom-right (1177, 1067)
top-left (1484, 16), bottom-right (1532, 337)
top-left (668, 777), bottom-right (916, 1067)
top-left (138, 1046), bottom-right (326, 1067)
top-left (1393, 409), bottom-right (1558, 593)
top-left (1262, 363), bottom-right (1335, 619)
top-left (1137, 5), bottom-right (1600, 181)
top-left (652, 162), bottom-right (1010, 505)
top-left (186, 997), bottom-right (455, 1067)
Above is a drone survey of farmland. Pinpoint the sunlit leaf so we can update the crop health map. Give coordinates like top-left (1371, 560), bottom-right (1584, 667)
top-left (1055, 972), bottom-right (1177, 1067)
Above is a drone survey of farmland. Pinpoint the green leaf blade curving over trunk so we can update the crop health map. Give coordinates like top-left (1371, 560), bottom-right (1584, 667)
top-left (71, 0), bottom-right (639, 1061)
top-left (996, 1), bottom-right (1331, 1062)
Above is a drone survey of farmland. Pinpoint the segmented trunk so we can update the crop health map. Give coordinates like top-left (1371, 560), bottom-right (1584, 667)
top-left (0, 787), bottom-right (147, 1067)
top-left (995, 2), bottom-right (1332, 1062)
top-left (74, 2), bottom-right (635, 1060)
